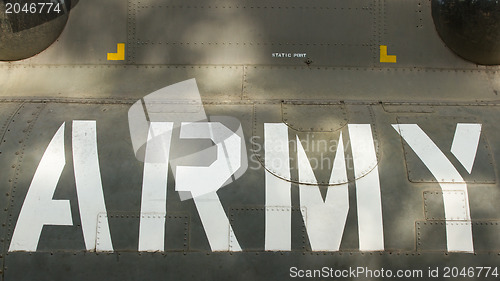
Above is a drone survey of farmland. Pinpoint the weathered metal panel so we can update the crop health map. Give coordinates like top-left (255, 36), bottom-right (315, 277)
top-left (2, 0), bottom-right (500, 279)
top-left (416, 221), bottom-right (447, 252)
top-left (282, 102), bottom-right (348, 132)
top-left (14, 0), bottom-right (128, 65)
top-left (243, 67), bottom-right (497, 102)
top-left (134, 0), bottom-right (374, 65)
top-left (397, 116), bottom-right (495, 184)
top-left (0, 65), bottom-right (244, 100)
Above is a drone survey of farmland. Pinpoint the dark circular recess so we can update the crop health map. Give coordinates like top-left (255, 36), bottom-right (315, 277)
top-left (0, 0), bottom-right (72, 61)
top-left (432, 0), bottom-right (500, 65)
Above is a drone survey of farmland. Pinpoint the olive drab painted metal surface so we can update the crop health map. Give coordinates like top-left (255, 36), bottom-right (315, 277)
top-left (1, 0), bottom-right (500, 280)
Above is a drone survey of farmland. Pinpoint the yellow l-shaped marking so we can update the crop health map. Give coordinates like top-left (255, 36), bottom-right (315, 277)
top-left (380, 45), bottom-right (397, 63)
top-left (107, 43), bottom-right (125, 61)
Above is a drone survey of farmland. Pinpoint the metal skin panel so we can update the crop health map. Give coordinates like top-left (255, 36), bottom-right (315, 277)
top-left (424, 191), bottom-right (448, 220)
top-left (98, 213), bottom-right (189, 252)
top-left (432, 0), bottom-right (500, 65)
top-left (0, 65), bottom-right (244, 100)
top-left (0, 101), bottom-right (497, 280)
top-left (229, 208), bottom-right (308, 252)
top-left (13, 0), bottom-right (127, 65)
top-left (282, 102), bottom-right (348, 133)
top-left (243, 67), bottom-right (497, 102)
top-left (383, 0), bottom-right (474, 68)
top-left (0, 103), bottom-right (27, 276)
top-left (1, 0), bottom-right (500, 280)
top-left (134, 0), bottom-right (373, 65)
top-left (397, 116), bottom-right (495, 184)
